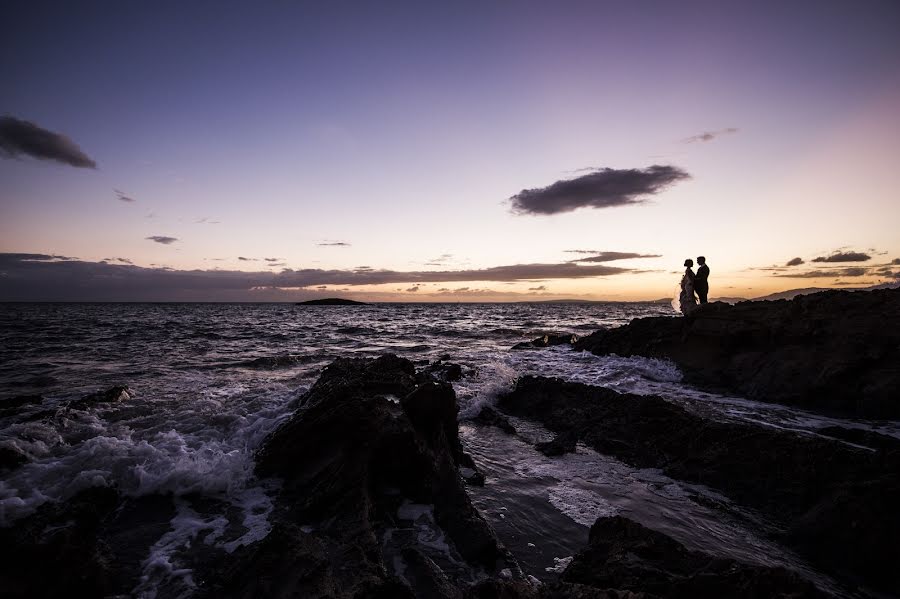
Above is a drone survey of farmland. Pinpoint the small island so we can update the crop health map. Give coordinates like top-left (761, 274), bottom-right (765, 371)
top-left (295, 297), bottom-right (368, 306)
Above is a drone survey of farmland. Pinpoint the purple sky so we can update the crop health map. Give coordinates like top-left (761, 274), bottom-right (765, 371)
top-left (2, 1), bottom-right (900, 301)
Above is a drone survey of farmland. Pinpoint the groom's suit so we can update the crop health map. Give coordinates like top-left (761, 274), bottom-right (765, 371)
top-left (695, 264), bottom-right (710, 304)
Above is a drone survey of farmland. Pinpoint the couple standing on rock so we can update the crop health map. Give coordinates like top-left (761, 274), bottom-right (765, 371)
top-left (676, 256), bottom-right (709, 315)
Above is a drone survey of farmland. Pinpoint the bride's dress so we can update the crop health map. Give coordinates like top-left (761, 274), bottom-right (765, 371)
top-left (672, 269), bottom-right (697, 315)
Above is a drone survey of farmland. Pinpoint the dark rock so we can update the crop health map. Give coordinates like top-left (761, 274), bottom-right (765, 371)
top-left (499, 376), bottom-right (900, 594)
top-left (0, 444), bottom-right (28, 470)
top-left (574, 288), bottom-right (900, 418)
top-left (560, 516), bottom-right (826, 598)
top-left (512, 334), bottom-right (579, 350)
top-left (0, 394), bottom-right (44, 410)
top-left (474, 406), bottom-right (517, 434)
top-left (816, 426), bottom-right (900, 452)
top-left (421, 360), bottom-right (464, 382)
top-left (296, 297), bottom-right (367, 305)
top-left (0, 487), bottom-right (177, 599)
top-left (68, 385), bottom-right (131, 409)
top-left (204, 354), bottom-right (521, 598)
top-left (535, 431), bottom-right (577, 457)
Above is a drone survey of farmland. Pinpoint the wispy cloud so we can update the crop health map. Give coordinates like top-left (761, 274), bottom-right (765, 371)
top-left (567, 251), bottom-right (661, 263)
top-left (114, 189), bottom-right (136, 203)
top-left (0, 116), bottom-right (97, 168)
top-left (317, 241), bottom-right (351, 247)
top-left (775, 267), bottom-right (870, 278)
top-left (528, 285), bottom-right (547, 291)
top-left (509, 165), bottom-right (690, 216)
top-left (682, 127), bottom-right (739, 144)
top-left (0, 253), bottom-right (638, 300)
top-left (812, 251), bottom-right (871, 263)
top-left (146, 236), bottom-right (178, 245)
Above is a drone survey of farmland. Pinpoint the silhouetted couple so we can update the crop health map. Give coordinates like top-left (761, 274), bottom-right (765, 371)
top-left (676, 256), bottom-right (709, 315)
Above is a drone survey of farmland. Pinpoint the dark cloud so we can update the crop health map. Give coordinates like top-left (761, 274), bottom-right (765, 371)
top-left (406, 286), bottom-right (420, 292)
top-left (683, 128), bottom-right (739, 143)
top-left (528, 285), bottom-right (547, 291)
top-left (568, 251), bottom-right (661, 263)
top-left (146, 236), bottom-right (178, 245)
top-left (785, 257), bottom-right (804, 266)
top-left (114, 189), bottom-right (136, 203)
top-left (103, 257), bottom-right (133, 264)
top-left (316, 285), bottom-right (327, 289)
top-left (509, 165), bottom-right (690, 216)
top-left (0, 254), bottom-right (636, 300)
top-left (237, 257), bottom-right (255, 261)
top-left (0, 116), bottom-right (97, 168)
top-left (776, 267), bottom-right (870, 278)
top-left (812, 251), bottom-right (871, 263)
top-left (893, 258), bottom-right (900, 265)
top-left (264, 258), bottom-right (281, 262)
top-left (317, 241), bottom-right (351, 247)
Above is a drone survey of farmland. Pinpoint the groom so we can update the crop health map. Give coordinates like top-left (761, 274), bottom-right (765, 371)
top-left (694, 256), bottom-right (710, 304)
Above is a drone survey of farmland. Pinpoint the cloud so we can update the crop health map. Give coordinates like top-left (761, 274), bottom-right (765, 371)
top-left (406, 286), bottom-right (420, 292)
top-left (528, 285), bottom-right (547, 291)
top-left (264, 258), bottom-right (281, 262)
top-left (114, 189), bottom-right (136, 203)
top-left (509, 165), bottom-right (690, 216)
top-left (318, 241), bottom-right (351, 247)
top-left (893, 258), bottom-right (900, 265)
top-left (776, 267), bottom-right (870, 278)
top-left (238, 257), bottom-right (255, 261)
top-left (146, 236), bottom-right (178, 245)
top-left (567, 251), bottom-right (661, 263)
top-left (103, 257), bottom-right (133, 264)
top-left (0, 254), bottom-right (637, 301)
top-left (785, 257), bottom-right (804, 266)
top-left (683, 128), bottom-right (739, 143)
top-left (0, 116), bottom-right (96, 168)
top-left (811, 251), bottom-right (871, 263)
top-left (194, 217), bottom-right (221, 224)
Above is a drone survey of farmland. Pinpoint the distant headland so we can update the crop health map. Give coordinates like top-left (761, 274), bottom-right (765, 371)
top-left (295, 298), bottom-right (368, 306)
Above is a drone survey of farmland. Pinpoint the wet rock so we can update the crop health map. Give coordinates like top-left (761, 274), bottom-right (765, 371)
top-left (0, 394), bottom-right (44, 410)
top-left (203, 354), bottom-right (521, 598)
top-left (68, 385), bottom-right (131, 409)
top-left (575, 288), bottom-right (900, 419)
top-left (421, 360), bottom-right (464, 382)
top-left (559, 516), bottom-right (826, 598)
top-left (0, 487), bottom-right (177, 599)
top-left (499, 376), bottom-right (900, 594)
top-left (535, 431), bottom-right (577, 457)
top-left (0, 444), bottom-right (28, 471)
top-left (474, 406), bottom-right (517, 434)
top-left (512, 334), bottom-right (579, 350)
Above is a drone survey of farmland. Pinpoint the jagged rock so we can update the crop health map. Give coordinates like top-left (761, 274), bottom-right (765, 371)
top-left (535, 431), bottom-right (577, 457)
top-left (474, 406), bottom-right (517, 434)
top-left (0, 487), bottom-right (177, 599)
top-left (499, 376), bottom-right (900, 594)
top-left (575, 288), bottom-right (900, 418)
top-left (560, 516), bottom-right (826, 598)
top-left (68, 385), bottom-right (131, 409)
top-left (512, 334), bottom-right (579, 350)
top-left (202, 354), bottom-right (520, 598)
top-left (421, 360), bottom-right (464, 382)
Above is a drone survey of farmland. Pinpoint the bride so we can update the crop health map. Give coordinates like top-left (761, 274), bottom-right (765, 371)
top-left (672, 259), bottom-right (698, 315)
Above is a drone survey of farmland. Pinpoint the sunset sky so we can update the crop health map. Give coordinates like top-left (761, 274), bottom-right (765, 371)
top-left (2, 1), bottom-right (899, 301)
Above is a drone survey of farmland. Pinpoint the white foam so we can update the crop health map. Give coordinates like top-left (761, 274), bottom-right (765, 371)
top-left (545, 556), bottom-right (573, 574)
top-left (547, 484), bottom-right (618, 526)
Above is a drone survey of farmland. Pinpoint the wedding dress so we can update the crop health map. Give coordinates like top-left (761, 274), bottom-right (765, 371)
top-left (672, 268), bottom-right (697, 315)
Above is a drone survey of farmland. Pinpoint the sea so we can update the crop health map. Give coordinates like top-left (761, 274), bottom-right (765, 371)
top-left (1, 302), bottom-right (897, 597)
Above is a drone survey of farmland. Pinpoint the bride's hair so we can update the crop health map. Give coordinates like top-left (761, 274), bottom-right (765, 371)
top-left (684, 259), bottom-right (694, 267)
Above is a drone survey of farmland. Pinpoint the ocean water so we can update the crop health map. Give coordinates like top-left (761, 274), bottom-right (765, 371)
top-left (1, 302), bottom-right (895, 597)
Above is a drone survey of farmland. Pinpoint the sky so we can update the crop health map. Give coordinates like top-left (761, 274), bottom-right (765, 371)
top-left (2, 0), bottom-right (900, 301)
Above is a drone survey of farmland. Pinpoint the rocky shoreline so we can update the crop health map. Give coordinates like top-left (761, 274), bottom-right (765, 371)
top-left (575, 288), bottom-right (900, 419)
top-left (1, 288), bottom-right (897, 597)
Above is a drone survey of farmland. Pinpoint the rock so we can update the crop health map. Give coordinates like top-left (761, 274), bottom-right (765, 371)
top-left (421, 360), bottom-right (464, 382)
top-left (499, 376), bottom-right (900, 594)
top-left (203, 354), bottom-right (521, 598)
top-left (474, 406), bottom-right (517, 434)
top-left (559, 516), bottom-right (826, 598)
top-left (0, 444), bottom-right (28, 470)
top-left (535, 431), bottom-right (577, 457)
top-left (295, 298), bottom-right (367, 305)
top-left (68, 385), bottom-right (131, 409)
top-left (512, 334), bottom-right (579, 350)
top-left (0, 394), bottom-right (43, 411)
top-left (0, 487), bottom-right (177, 599)
top-left (574, 288), bottom-right (900, 418)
